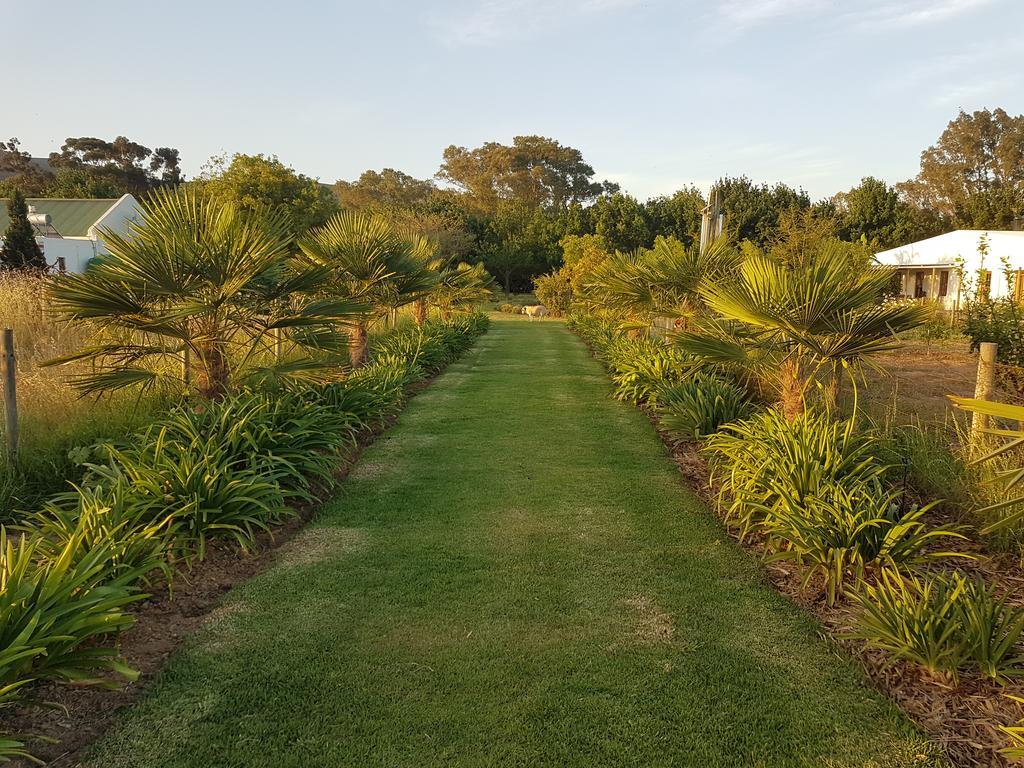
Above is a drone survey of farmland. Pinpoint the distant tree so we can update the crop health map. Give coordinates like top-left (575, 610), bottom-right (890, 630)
top-left (899, 108), bottom-right (1024, 228)
top-left (198, 153), bottom-right (339, 235)
top-left (0, 137), bottom-right (52, 196)
top-left (482, 201), bottom-right (562, 293)
top-left (1, 190), bottom-right (46, 270)
top-left (713, 176), bottom-right (810, 247)
top-left (334, 168), bottom-right (436, 210)
top-left (587, 192), bottom-right (651, 252)
top-left (644, 187), bottom-right (705, 248)
top-left (45, 168), bottom-right (123, 199)
top-left (437, 135), bottom-right (615, 212)
top-left (48, 136), bottom-right (181, 195)
top-left (831, 176), bottom-right (943, 248)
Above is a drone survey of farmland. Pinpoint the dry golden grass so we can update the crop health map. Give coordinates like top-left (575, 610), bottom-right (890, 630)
top-left (0, 272), bottom-right (156, 520)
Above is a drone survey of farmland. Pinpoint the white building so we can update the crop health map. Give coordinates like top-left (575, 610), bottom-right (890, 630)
top-left (0, 194), bottom-right (142, 273)
top-left (874, 229), bottom-right (1024, 311)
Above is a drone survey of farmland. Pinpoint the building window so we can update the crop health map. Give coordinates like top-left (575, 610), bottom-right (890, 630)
top-left (914, 271), bottom-right (926, 298)
top-left (939, 270), bottom-right (949, 298)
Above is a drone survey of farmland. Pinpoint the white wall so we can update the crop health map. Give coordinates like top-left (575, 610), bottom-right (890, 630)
top-left (31, 194), bottom-right (143, 273)
top-left (38, 237), bottom-right (98, 274)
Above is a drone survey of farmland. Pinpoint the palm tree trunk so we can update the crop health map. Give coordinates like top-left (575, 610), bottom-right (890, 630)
top-left (349, 322), bottom-right (369, 368)
top-left (197, 341), bottom-right (229, 400)
top-left (413, 298), bottom-right (428, 327)
top-left (780, 357), bottom-right (804, 421)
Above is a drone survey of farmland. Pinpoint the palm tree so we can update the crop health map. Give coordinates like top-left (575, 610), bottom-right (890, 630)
top-left (584, 236), bottom-right (739, 334)
top-left (678, 242), bottom-right (927, 419)
top-left (47, 188), bottom-right (362, 399)
top-left (415, 260), bottom-right (495, 324)
top-left (299, 212), bottom-right (437, 366)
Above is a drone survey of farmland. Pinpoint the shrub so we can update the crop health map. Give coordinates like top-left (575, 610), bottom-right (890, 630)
top-left (81, 430), bottom-right (291, 560)
top-left (0, 528), bottom-right (143, 712)
top-left (567, 313), bottom-right (619, 354)
top-left (533, 272), bottom-right (572, 316)
top-left (704, 408), bottom-right (885, 539)
top-left (498, 303), bottom-right (522, 315)
top-left (603, 336), bottom-right (691, 405)
top-left (22, 484), bottom-right (175, 582)
top-left (654, 373), bottom-right (752, 442)
top-left (764, 480), bottom-right (965, 604)
top-left (850, 570), bottom-right (1024, 683)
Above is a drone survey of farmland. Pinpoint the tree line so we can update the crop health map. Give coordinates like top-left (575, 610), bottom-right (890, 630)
top-left (2, 107), bottom-right (1022, 289)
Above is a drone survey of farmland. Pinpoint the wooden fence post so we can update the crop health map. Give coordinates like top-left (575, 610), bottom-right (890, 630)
top-left (3, 329), bottom-right (18, 458)
top-left (971, 341), bottom-right (997, 445)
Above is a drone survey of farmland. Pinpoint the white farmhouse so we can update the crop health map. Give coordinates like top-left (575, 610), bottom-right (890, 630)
top-left (874, 229), bottom-right (1024, 311)
top-left (0, 194), bottom-right (142, 273)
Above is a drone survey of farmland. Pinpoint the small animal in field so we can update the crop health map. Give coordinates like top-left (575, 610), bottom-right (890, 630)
top-left (523, 305), bottom-right (549, 320)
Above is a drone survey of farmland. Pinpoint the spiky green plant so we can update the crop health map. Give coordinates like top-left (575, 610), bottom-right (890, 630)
top-left (678, 244), bottom-right (928, 419)
top-left (764, 481), bottom-right (966, 605)
top-left (20, 484), bottom-right (175, 582)
top-left (654, 373), bottom-right (752, 442)
top-left (949, 396), bottom-right (1024, 534)
top-left (849, 570), bottom-right (1024, 684)
top-left (584, 236), bottom-right (739, 331)
top-left (0, 528), bottom-right (143, 708)
top-left (602, 336), bottom-right (691, 405)
top-left (299, 212), bottom-right (438, 367)
top-left (704, 408), bottom-right (886, 539)
top-left (45, 187), bottom-right (362, 398)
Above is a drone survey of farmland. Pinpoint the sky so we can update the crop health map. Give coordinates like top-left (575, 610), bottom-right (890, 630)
top-left (3, 0), bottom-right (1023, 202)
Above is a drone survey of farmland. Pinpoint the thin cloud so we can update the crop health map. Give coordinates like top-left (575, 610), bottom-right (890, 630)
top-left (433, 0), bottom-right (645, 45)
top-left (717, 0), bottom-right (827, 25)
top-left (853, 0), bottom-right (995, 28)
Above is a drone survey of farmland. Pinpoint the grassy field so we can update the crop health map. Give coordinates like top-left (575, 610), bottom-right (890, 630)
top-left (82, 317), bottom-right (944, 767)
top-left (0, 273), bottom-right (157, 519)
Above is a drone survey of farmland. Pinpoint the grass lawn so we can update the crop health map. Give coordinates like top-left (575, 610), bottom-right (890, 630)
top-left (84, 317), bottom-right (946, 768)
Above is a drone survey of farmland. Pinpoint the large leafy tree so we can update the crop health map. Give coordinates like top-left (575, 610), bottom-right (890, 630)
top-left (334, 168), bottom-right (436, 210)
top-left (900, 108), bottom-right (1024, 228)
top-left (198, 154), bottom-right (339, 236)
top-left (830, 176), bottom-right (944, 249)
top-left (299, 212), bottom-right (437, 366)
top-left (678, 244), bottom-right (927, 419)
top-left (644, 187), bottom-right (705, 248)
top-left (49, 136), bottom-right (181, 194)
top-left (712, 176), bottom-right (811, 247)
top-left (585, 192), bottom-right (652, 252)
top-left (480, 201), bottom-right (562, 293)
top-left (47, 188), bottom-right (360, 398)
top-left (437, 135), bottom-right (616, 212)
top-left (1, 190), bottom-right (46, 270)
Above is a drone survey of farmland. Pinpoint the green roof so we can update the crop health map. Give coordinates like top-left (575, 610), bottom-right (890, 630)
top-left (0, 198), bottom-right (119, 237)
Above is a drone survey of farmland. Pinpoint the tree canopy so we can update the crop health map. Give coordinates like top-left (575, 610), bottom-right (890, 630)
top-left (437, 135), bottom-right (617, 213)
top-left (900, 108), bottom-right (1024, 228)
top-left (1, 189), bottom-right (46, 270)
top-left (197, 153), bottom-right (339, 235)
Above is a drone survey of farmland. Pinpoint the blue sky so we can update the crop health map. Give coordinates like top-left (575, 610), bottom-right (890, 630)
top-left (5, 0), bottom-right (1022, 201)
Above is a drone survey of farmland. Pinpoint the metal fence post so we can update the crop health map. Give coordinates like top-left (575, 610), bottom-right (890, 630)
top-left (3, 329), bottom-right (18, 458)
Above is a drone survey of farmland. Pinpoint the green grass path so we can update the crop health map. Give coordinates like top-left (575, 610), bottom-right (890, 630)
top-left (86, 318), bottom-right (942, 768)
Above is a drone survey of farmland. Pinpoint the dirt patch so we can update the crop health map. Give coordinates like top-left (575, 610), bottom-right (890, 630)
top-left (275, 526), bottom-right (370, 568)
top-left (861, 342), bottom-right (977, 423)
top-left (624, 595), bottom-right (674, 644)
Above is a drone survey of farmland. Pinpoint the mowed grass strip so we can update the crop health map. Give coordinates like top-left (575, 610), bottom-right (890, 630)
top-left (84, 318), bottom-right (945, 768)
